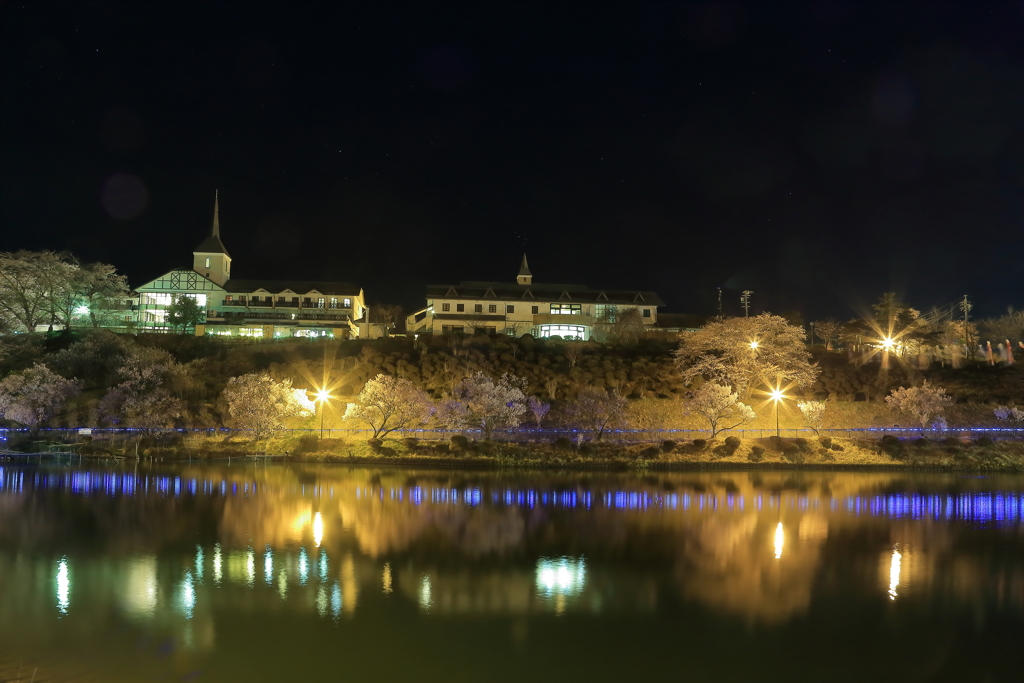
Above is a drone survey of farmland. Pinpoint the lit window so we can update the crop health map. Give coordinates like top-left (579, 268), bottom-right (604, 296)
top-left (506, 305), bottom-right (514, 314)
top-left (505, 327), bottom-right (515, 336)
top-left (205, 257), bottom-right (211, 268)
top-left (474, 304), bottom-right (483, 313)
top-left (550, 303), bottom-right (581, 314)
top-left (318, 297), bottom-right (325, 308)
top-left (595, 304), bottom-right (617, 323)
top-left (225, 295), bottom-right (233, 303)
top-left (537, 324), bottom-right (586, 340)
top-left (442, 303), bottom-right (451, 312)
top-left (456, 304), bottom-right (465, 312)
top-left (488, 304), bottom-right (497, 313)
top-left (343, 298), bottom-right (352, 308)
top-left (329, 298), bottom-right (338, 309)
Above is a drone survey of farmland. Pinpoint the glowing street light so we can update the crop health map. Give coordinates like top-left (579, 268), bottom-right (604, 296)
top-left (749, 340), bottom-right (759, 350)
top-left (881, 337), bottom-right (896, 351)
top-left (315, 388), bottom-right (332, 439)
top-left (769, 388), bottom-right (786, 438)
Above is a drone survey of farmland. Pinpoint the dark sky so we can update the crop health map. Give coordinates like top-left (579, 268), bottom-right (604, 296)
top-left (2, 1), bottom-right (1022, 320)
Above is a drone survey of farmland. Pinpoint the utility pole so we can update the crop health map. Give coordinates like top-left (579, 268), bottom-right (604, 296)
top-left (741, 290), bottom-right (753, 317)
top-left (717, 288), bottom-right (722, 318)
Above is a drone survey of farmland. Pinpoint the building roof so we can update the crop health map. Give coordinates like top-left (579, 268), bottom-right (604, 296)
top-left (425, 281), bottom-right (665, 307)
top-left (518, 254), bottom-right (532, 277)
top-left (223, 279), bottom-right (362, 296)
top-left (193, 191), bottom-right (231, 256)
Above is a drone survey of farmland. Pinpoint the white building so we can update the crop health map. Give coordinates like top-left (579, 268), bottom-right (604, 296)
top-left (406, 255), bottom-right (664, 341)
top-left (135, 194), bottom-right (367, 339)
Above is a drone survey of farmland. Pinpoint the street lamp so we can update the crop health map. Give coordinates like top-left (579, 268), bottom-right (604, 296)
top-left (769, 388), bottom-right (785, 438)
top-left (749, 340), bottom-right (759, 350)
top-left (315, 389), bottom-right (332, 439)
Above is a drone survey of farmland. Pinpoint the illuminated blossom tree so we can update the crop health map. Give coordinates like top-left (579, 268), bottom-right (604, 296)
top-left (344, 374), bottom-right (434, 438)
top-left (885, 381), bottom-right (954, 430)
top-left (526, 395), bottom-right (550, 428)
top-left (440, 372), bottom-right (527, 439)
top-left (222, 372), bottom-right (314, 439)
top-left (687, 382), bottom-right (755, 438)
top-left (812, 318), bottom-right (843, 351)
top-left (98, 347), bottom-right (184, 432)
top-left (797, 400), bottom-right (827, 436)
top-left (993, 405), bottom-right (1024, 423)
top-left (562, 387), bottom-right (628, 440)
top-left (0, 363), bottom-right (81, 435)
top-left (674, 314), bottom-right (818, 397)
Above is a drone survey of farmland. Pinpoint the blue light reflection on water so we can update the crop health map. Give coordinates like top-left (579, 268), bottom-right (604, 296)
top-left (2, 465), bottom-right (1022, 525)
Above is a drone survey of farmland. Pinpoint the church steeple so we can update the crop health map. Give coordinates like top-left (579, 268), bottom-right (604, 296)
top-left (193, 191), bottom-right (232, 286)
top-left (212, 189), bottom-right (220, 238)
top-left (516, 253), bottom-right (533, 285)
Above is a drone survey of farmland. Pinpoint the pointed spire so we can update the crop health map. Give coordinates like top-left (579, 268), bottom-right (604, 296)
top-left (516, 253), bottom-right (533, 285)
top-left (212, 189), bottom-right (220, 238)
top-left (518, 253), bottom-right (531, 277)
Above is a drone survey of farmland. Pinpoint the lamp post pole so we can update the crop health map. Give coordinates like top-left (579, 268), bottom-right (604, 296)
top-left (319, 400), bottom-right (325, 439)
top-left (775, 399), bottom-right (780, 438)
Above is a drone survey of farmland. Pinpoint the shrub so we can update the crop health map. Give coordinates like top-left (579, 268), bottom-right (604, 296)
top-left (449, 435), bottom-right (470, 452)
top-left (794, 437), bottom-right (809, 450)
top-left (768, 435), bottom-right (783, 451)
top-left (880, 435), bottom-right (904, 459)
top-left (724, 436), bottom-right (741, 451)
top-left (974, 437), bottom-right (994, 447)
top-left (692, 439), bottom-right (707, 450)
top-left (402, 437), bottom-right (419, 449)
top-left (295, 434), bottom-right (320, 454)
top-left (912, 438), bottom-right (929, 449)
top-left (554, 436), bottom-right (573, 450)
top-left (782, 445), bottom-right (804, 464)
top-left (640, 446), bottom-right (662, 459)
top-left (818, 436), bottom-right (833, 449)
top-left (831, 441), bottom-right (844, 451)
top-left (661, 440), bottom-right (677, 453)
top-left (748, 445), bottom-right (765, 462)
top-left (580, 444), bottom-right (596, 457)
top-left (712, 444), bottom-right (732, 458)
top-left (367, 438), bottom-right (384, 452)
top-left (943, 436), bottom-right (960, 447)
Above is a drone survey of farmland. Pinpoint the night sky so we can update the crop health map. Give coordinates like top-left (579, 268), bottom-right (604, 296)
top-left (2, 2), bottom-right (1022, 320)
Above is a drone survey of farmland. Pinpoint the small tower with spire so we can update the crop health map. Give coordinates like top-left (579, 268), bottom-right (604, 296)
top-left (516, 253), bottom-right (532, 285)
top-left (192, 190), bottom-right (232, 286)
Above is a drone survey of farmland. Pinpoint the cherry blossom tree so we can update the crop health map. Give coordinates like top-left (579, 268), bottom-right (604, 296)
top-left (0, 363), bottom-right (81, 435)
top-left (344, 374), bottom-right (434, 438)
top-left (675, 314), bottom-right (818, 398)
top-left (222, 372), bottom-right (314, 439)
top-left (885, 381), bottom-right (955, 430)
top-left (562, 387), bottom-right (628, 440)
top-left (687, 382), bottom-right (756, 438)
top-left (440, 372), bottom-right (527, 439)
top-left (98, 347), bottom-right (184, 433)
top-left (526, 396), bottom-right (550, 428)
top-left (797, 400), bottom-right (827, 435)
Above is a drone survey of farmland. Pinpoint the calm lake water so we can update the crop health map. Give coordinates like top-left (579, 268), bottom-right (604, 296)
top-left (1, 462), bottom-right (1023, 682)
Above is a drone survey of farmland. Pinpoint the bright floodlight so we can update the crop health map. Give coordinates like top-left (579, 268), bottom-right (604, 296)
top-left (881, 337), bottom-right (896, 350)
top-left (316, 389), bottom-right (331, 402)
top-left (749, 341), bottom-right (759, 349)
top-left (770, 389), bottom-right (785, 401)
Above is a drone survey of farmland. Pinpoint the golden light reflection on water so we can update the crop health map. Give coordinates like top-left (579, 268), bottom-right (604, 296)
top-left (55, 556), bottom-right (69, 615)
top-left (774, 522), bottom-right (784, 560)
top-left (313, 511), bottom-right (324, 547)
top-left (889, 546), bottom-right (902, 600)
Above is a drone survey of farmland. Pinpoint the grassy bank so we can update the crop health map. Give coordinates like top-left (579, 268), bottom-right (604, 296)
top-left (9, 431), bottom-right (1022, 473)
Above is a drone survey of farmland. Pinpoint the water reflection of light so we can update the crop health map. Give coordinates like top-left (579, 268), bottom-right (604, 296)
top-left (277, 568), bottom-right (288, 600)
top-left (195, 545), bottom-right (204, 583)
top-left (419, 575), bottom-right (433, 610)
top-left (213, 544), bottom-right (223, 584)
top-left (313, 512), bottom-right (324, 547)
top-left (56, 556), bottom-right (70, 615)
top-left (319, 550), bottom-right (329, 581)
top-left (330, 582), bottom-right (342, 619)
top-left (382, 562), bottom-right (393, 594)
top-left (888, 546), bottom-right (902, 601)
top-left (317, 584), bottom-right (329, 617)
top-left (264, 546), bottom-right (274, 586)
top-left (535, 557), bottom-right (586, 596)
top-left (124, 556), bottom-right (158, 617)
top-left (246, 547), bottom-right (256, 588)
top-left (774, 523), bottom-right (784, 560)
top-left (182, 569), bottom-right (196, 619)
top-left (299, 548), bottom-right (309, 585)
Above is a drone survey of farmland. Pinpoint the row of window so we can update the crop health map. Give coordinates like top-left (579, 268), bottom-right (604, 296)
top-left (438, 302), bottom-right (650, 317)
top-left (223, 295), bottom-right (352, 308)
